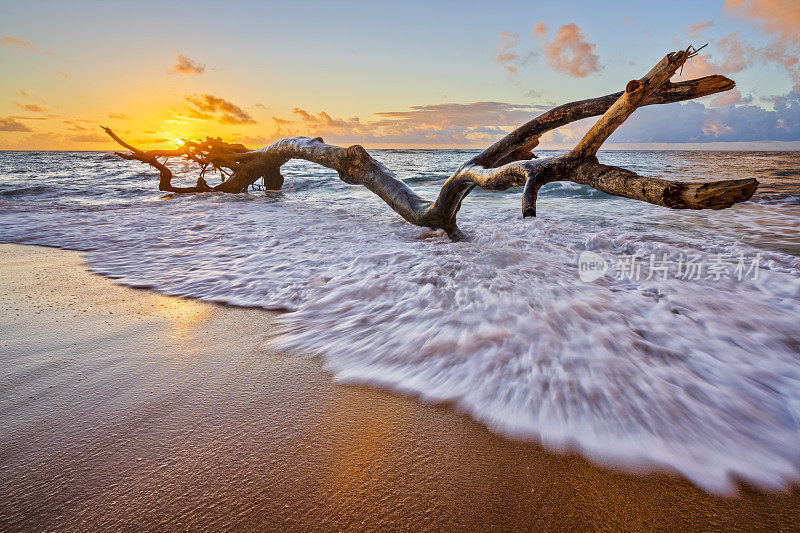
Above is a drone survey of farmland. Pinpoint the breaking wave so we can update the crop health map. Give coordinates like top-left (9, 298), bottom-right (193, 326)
top-left (1, 149), bottom-right (799, 494)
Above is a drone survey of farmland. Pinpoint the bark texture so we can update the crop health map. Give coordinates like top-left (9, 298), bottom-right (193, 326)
top-left (104, 46), bottom-right (757, 239)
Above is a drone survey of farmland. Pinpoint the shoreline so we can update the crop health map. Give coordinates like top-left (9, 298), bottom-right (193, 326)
top-left (1, 243), bottom-right (798, 531)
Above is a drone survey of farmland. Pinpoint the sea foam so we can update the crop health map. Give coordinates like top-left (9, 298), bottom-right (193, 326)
top-left (1, 150), bottom-right (799, 494)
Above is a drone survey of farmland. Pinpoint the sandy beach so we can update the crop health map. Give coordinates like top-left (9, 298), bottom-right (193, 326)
top-left (1, 243), bottom-right (798, 532)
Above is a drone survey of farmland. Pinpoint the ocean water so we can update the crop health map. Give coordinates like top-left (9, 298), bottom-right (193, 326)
top-left (1, 149), bottom-right (799, 494)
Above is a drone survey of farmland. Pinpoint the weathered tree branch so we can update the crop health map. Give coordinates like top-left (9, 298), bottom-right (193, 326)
top-left (474, 74), bottom-right (735, 168)
top-left (104, 46), bottom-right (757, 239)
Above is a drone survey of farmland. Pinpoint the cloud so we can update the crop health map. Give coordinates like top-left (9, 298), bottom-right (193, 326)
top-left (57, 71), bottom-right (71, 80)
top-left (170, 54), bottom-right (206, 75)
top-left (279, 96), bottom-right (799, 146)
top-left (184, 94), bottom-right (256, 124)
top-left (495, 31), bottom-right (521, 74)
top-left (15, 102), bottom-right (47, 113)
top-left (0, 35), bottom-right (37, 52)
top-left (725, 0), bottom-right (800, 42)
top-left (373, 101), bottom-right (549, 128)
top-left (0, 132), bottom-right (122, 150)
top-left (0, 117), bottom-right (33, 132)
top-left (10, 115), bottom-right (50, 121)
top-left (715, 33), bottom-right (756, 72)
top-left (687, 20), bottom-right (715, 39)
top-left (292, 108), bottom-right (367, 132)
top-left (533, 22), bottom-right (548, 36)
top-left (677, 32), bottom-right (755, 80)
top-left (233, 135), bottom-right (274, 146)
top-left (270, 101), bottom-right (551, 146)
top-left (725, 0), bottom-right (800, 88)
top-left (69, 134), bottom-right (107, 143)
top-left (541, 23), bottom-right (601, 77)
top-left (710, 88), bottom-right (744, 107)
top-left (108, 113), bottom-right (128, 120)
top-left (607, 90), bottom-right (800, 143)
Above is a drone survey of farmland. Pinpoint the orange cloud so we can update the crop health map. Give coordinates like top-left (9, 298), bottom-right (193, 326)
top-left (293, 108), bottom-right (364, 129)
top-left (687, 21), bottom-right (715, 39)
top-left (715, 33), bottom-right (755, 72)
top-left (533, 22), bottom-right (548, 36)
top-left (709, 88), bottom-right (743, 107)
top-left (373, 101), bottom-right (548, 127)
top-left (495, 31), bottom-right (520, 75)
top-left (725, 0), bottom-right (800, 88)
top-left (184, 94), bottom-right (255, 124)
top-left (701, 117), bottom-right (734, 137)
top-left (170, 54), bottom-right (206, 75)
top-left (0, 35), bottom-right (37, 52)
top-left (542, 24), bottom-right (601, 78)
top-left (725, 0), bottom-right (800, 42)
top-left (58, 71), bottom-right (71, 80)
top-left (0, 118), bottom-right (33, 132)
top-left (15, 102), bottom-right (47, 113)
top-left (69, 133), bottom-right (107, 143)
top-left (676, 33), bottom-right (754, 80)
top-left (267, 101), bottom-right (549, 146)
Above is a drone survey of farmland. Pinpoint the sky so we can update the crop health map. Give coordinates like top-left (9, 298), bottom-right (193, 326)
top-left (1, 0), bottom-right (799, 150)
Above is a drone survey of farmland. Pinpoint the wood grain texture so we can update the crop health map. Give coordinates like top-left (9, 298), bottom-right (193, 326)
top-left (104, 47), bottom-right (756, 239)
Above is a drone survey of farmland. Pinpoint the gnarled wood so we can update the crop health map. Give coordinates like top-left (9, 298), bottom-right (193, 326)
top-left (473, 74), bottom-right (735, 168)
top-left (104, 46), bottom-right (757, 239)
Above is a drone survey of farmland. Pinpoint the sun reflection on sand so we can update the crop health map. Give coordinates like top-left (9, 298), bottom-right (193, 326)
top-left (144, 295), bottom-right (215, 370)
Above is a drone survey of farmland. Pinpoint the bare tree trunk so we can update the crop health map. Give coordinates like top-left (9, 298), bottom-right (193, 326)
top-left (104, 46), bottom-right (757, 239)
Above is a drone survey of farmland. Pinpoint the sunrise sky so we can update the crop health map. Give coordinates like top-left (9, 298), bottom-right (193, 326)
top-left (1, 0), bottom-right (799, 150)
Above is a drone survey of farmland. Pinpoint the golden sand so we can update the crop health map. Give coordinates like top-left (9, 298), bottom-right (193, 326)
top-left (1, 244), bottom-right (798, 531)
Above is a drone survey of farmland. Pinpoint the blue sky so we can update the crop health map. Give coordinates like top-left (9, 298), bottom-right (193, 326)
top-left (1, 0), bottom-right (798, 149)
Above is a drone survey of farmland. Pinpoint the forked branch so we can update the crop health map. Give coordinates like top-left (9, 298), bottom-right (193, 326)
top-left (104, 46), bottom-right (757, 239)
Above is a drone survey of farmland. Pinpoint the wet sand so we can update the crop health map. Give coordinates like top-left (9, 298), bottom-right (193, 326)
top-left (1, 243), bottom-right (798, 532)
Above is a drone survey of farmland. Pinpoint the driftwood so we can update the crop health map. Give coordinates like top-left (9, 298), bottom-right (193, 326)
top-left (104, 46), bottom-right (757, 239)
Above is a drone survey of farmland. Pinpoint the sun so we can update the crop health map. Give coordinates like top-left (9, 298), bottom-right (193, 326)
top-left (175, 137), bottom-right (185, 146)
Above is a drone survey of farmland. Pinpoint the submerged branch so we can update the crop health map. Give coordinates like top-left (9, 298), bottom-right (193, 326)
top-left (104, 46), bottom-right (757, 239)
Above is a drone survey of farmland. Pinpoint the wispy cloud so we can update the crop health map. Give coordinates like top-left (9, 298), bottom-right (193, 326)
top-left (57, 71), bottom-right (71, 80)
top-left (495, 31), bottom-right (521, 75)
top-left (536, 23), bottom-right (601, 78)
top-left (725, 0), bottom-right (800, 89)
top-left (14, 102), bottom-right (47, 113)
top-left (269, 101), bottom-right (550, 146)
top-left (184, 94), bottom-right (256, 124)
top-left (170, 54), bottom-right (206, 75)
top-left (274, 92), bottom-right (800, 147)
top-left (1, 35), bottom-right (38, 52)
top-left (0, 117), bottom-right (34, 132)
top-left (687, 20), bottom-right (715, 40)
top-left (69, 133), bottom-right (107, 143)
top-left (679, 32), bottom-right (756, 79)
top-left (709, 88), bottom-right (745, 107)
top-left (373, 101), bottom-right (549, 127)
top-left (725, 0), bottom-right (800, 41)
